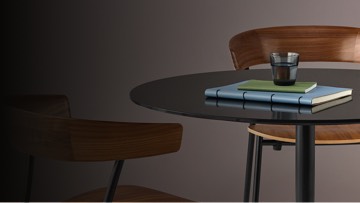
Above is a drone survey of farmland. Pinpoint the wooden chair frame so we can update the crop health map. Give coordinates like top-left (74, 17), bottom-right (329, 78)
top-left (7, 95), bottom-right (189, 202)
top-left (229, 25), bottom-right (360, 202)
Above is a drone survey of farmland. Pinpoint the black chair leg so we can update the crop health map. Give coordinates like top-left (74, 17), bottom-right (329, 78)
top-left (25, 155), bottom-right (34, 202)
top-left (243, 133), bottom-right (255, 202)
top-left (253, 136), bottom-right (263, 202)
top-left (104, 160), bottom-right (125, 202)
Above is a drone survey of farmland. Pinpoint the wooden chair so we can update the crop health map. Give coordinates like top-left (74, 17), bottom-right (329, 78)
top-left (7, 95), bottom-right (191, 202)
top-left (229, 25), bottom-right (360, 201)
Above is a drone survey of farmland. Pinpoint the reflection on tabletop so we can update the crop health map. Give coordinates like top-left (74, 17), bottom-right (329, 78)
top-left (205, 96), bottom-right (352, 114)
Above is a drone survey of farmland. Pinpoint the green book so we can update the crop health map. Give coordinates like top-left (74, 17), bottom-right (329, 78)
top-left (238, 80), bottom-right (317, 93)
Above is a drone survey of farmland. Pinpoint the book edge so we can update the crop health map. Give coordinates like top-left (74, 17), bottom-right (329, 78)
top-left (312, 89), bottom-right (353, 105)
top-left (238, 80), bottom-right (317, 93)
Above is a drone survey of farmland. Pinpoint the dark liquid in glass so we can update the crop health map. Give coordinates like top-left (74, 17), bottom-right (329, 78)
top-left (273, 79), bottom-right (296, 86)
top-left (271, 62), bottom-right (297, 86)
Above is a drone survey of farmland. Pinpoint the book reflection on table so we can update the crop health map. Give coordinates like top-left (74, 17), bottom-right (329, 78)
top-left (205, 96), bottom-right (352, 114)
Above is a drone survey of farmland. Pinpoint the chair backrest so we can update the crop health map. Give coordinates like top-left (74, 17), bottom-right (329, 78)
top-left (229, 26), bottom-right (360, 70)
top-left (7, 95), bottom-right (183, 162)
top-left (8, 95), bottom-right (71, 117)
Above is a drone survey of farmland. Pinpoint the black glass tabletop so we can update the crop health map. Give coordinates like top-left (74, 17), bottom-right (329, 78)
top-left (130, 69), bottom-right (360, 125)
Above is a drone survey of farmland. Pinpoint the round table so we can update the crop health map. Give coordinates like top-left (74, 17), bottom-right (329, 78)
top-left (130, 69), bottom-right (360, 201)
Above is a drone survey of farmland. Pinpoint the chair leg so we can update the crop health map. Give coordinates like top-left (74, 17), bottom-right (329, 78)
top-left (104, 160), bottom-right (125, 202)
top-left (25, 155), bottom-right (34, 202)
top-left (253, 136), bottom-right (263, 202)
top-left (243, 133), bottom-right (255, 202)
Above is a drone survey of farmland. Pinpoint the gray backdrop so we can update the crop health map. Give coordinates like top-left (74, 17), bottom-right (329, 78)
top-left (8, 0), bottom-right (360, 201)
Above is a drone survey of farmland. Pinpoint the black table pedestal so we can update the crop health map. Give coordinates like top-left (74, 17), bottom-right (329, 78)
top-left (296, 125), bottom-right (315, 202)
top-left (130, 69), bottom-right (360, 202)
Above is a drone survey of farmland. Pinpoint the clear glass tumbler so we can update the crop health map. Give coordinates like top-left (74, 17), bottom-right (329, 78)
top-left (270, 52), bottom-right (299, 86)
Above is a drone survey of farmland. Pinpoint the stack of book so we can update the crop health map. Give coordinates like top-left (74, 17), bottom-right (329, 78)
top-left (204, 80), bottom-right (352, 113)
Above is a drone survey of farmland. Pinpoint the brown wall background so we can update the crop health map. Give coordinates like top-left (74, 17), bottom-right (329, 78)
top-left (8, 0), bottom-right (360, 201)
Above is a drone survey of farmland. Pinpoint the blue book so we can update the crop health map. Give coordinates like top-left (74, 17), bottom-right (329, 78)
top-left (204, 81), bottom-right (352, 106)
top-left (205, 96), bottom-right (353, 114)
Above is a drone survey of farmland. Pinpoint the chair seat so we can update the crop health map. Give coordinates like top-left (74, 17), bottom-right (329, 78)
top-left (67, 185), bottom-right (192, 202)
top-left (248, 124), bottom-right (360, 144)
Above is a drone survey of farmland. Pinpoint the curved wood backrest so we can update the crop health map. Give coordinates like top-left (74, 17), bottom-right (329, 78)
top-left (8, 95), bottom-right (71, 117)
top-left (229, 26), bottom-right (360, 70)
top-left (8, 95), bottom-right (183, 161)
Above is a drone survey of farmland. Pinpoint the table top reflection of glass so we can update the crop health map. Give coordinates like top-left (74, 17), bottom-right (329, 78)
top-left (130, 68), bottom-right (360, 202)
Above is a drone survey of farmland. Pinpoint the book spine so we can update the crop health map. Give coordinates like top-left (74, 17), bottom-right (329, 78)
top-left (272, 94), bottom-right (311, 105)
top-left (205, 89), bottom-right (246, 100)
top-left (206, 88), bottom-right (307, 104)
top-left (245, 91), bottom-right (308, 105)
top-left (204, 89), bottom-right (218, 98)
top-left (243, 91), bottom-right (273, 103)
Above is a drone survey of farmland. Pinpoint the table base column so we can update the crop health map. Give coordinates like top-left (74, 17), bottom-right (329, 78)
top-left (296, 125), bottom-right (315, 202)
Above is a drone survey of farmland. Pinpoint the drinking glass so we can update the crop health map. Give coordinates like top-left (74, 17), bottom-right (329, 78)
top-left (270, 52), bottom-right (299, 86)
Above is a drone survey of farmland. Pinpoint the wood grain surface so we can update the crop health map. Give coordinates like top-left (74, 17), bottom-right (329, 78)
top-left (229, 26), bottom-right (360, 144)
top-left (8, 95), bottom-right (183, 161)
top-left (229, 26), bottom-right (360, 70)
